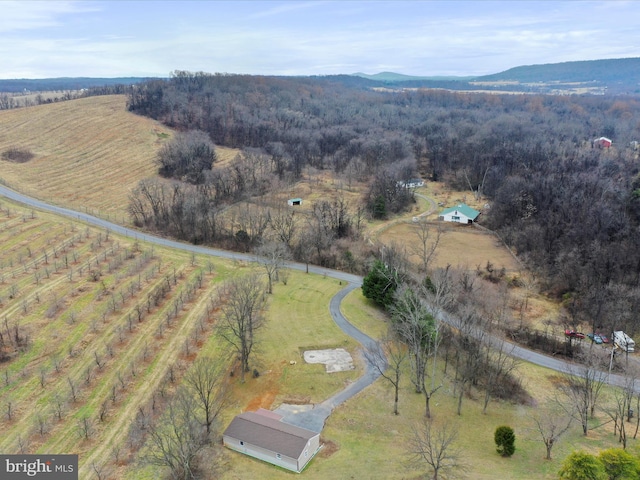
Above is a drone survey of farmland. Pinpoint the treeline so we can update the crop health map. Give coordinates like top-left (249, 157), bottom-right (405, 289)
top-left (128, 176), bottom-right (366, 271)
top-left (0, 81), bottom-right (140, 110)
top-left (128, 71), bottom-right (640, 333)
top-left (0, 77), bottom-right (153, 93)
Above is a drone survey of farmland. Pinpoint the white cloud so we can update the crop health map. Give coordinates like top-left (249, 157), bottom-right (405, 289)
top-left (247, 1), bottom-right (328, 20)
top-left (0, 1), bottom-right (95, 33)
top-left (0, 1), bottom-right (638, 78)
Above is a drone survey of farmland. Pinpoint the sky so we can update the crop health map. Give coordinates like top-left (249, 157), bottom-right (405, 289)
top-left (1, 0), bottom-right (639, 79)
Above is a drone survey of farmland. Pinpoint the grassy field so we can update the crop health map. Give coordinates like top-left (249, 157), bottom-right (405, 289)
top-left (212, 285), bottom-right (631, 480)
top-left (378, 221), bottom-right (521, 274)
top-left (0, 95), bottom-right (239, 221)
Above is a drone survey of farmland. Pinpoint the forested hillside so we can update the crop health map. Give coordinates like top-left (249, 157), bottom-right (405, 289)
top-left (476, 57), bottom-right (640, 88)
top-left (128, 71), bottom-right (640, 335)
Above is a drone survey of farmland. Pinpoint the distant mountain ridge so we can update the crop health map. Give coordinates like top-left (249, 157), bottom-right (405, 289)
top-left (475, 57), bottom-right (640, 84)
top-left (352, 71), bottom-right (474, 82)
top-left (351, 57), bottom-right (640, 95)
top-left (2, 57), bottom-right (639, 96)
top-left (352, 57), bottom-right (640, 84)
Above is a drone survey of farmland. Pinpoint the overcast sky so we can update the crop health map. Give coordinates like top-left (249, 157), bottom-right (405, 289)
top-left (1, 0), bottom-right (639, 79)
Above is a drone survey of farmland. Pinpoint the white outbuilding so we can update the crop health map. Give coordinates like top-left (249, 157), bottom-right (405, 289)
top-left (223, 409), bottom-right (321, 473)
top-left (439, 203), bottom-right (480, 224)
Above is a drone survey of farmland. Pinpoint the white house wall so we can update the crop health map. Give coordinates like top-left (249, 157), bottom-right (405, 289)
top-left (441, 212), bottom-right (472, 223)
top-left (302, 436), bottom-right (321, 470)
top-left (223, 435), bottom-right (300, 472)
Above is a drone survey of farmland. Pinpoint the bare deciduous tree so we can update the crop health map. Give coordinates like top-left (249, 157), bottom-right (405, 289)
top-left (39, 366), bottom-right (48, 388)
top-left (157, 129), bottom-right (216, 184)
top-left (5, 398), bottom-right (13, 421)
top-left (268, 207), bottom-right (297, 248)
top-left (216, 274), bottom-right (266, 382)
top-left (67, 376), bottom-right (78, 403)
top-left (391, 284), bottom-right (441, 418)
top-left (78, 415), bottom-right (93, 440)
top-left (559, 351), bottom-right (609, 436)
top-left (16, 435), bottom-right (28, 454)
top-left (481, 337), bottom-right (519, 414)
top-left (452, 306), bottom-right (487, 416)
top-left (184, 355), bottom-right (230, 437)
top-left (91, 460), bottom-right (111, 480)
top-left (605, 370), bottom-right (637, 449)
top-left (254, 240), bottom-right (291, 294)
top-left (408, 419), bottom-right (465, 480)
top-left (36, 412), bottom-right (48, 437)
top-left (364, 335), bottom-right (406, 415)
top-left (144, 387), bottom-right (208, 480)
top-left (531, 402), bottom-right (574, 460)
top-left (52, 392), bottom-right (66, 421)
top-left (411, 220), bottom-right (443, 274)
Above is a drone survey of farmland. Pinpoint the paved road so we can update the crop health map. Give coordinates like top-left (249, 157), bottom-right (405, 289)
top-left (0, 184), bottom-right (632, 430)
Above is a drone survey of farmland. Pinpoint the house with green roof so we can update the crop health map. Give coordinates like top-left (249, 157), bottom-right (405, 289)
top-left (439, 203), bottom-right (480, 224)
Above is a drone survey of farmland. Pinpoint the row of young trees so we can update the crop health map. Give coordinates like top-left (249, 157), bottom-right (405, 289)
top-left (140, 272), bottom-right (268, 479)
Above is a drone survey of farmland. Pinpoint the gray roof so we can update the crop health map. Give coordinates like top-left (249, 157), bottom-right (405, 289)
top-left (223, 411), bottom-right (319, 459)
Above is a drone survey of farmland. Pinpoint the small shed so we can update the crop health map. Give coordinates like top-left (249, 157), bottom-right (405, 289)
top-left (398, 178), bottom-right (425, 189)
top-left (594, 136), bottom-right (612, 148)
top-left (288, 198), bottom-right (302, 206)
top-left (223, 409), bottom-right (321, 473)
top-left (439, 203), bottom-right (480, 224)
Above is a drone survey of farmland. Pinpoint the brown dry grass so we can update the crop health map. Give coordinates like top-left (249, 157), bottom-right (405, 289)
top-left (0, 95), bottom-right (164, 219)
top-left (379, 221), bottom-right (520, 273)
top-left (250, 167), bottom-right (365, 213)
top-left (0, 95), bottom-right (240, 222)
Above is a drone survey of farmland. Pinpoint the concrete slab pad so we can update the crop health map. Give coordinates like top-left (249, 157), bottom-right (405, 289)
top-left (303, 348), bottom-right (355, 373)
top-left (274, 403), bottom-right (314, 415)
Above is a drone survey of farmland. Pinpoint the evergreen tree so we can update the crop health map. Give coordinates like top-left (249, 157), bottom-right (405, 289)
top-left (494, 425), bottom-right (516, 457)
top-left (559, 451), bottom-right (606, 480)
top-left (362, 260), bottom-right (399, 309)
top-left (598, 448), bottom-right (639, 480)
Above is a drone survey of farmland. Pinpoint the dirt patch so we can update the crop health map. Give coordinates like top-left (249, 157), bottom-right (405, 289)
top-left (2, 147), bottom-right (34, 163)
top-left (318, 438), bottom-right (339, 458)
top-left (245, 389), bottom-right (278, 411)
top-left (547, 374), bottom-right (569, 388)
top-left (280, 395), bottom-right (312, 405)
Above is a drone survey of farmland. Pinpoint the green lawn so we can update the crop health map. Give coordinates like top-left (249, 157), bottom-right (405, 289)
top-left (217, 273), bottom-right (637, 480)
